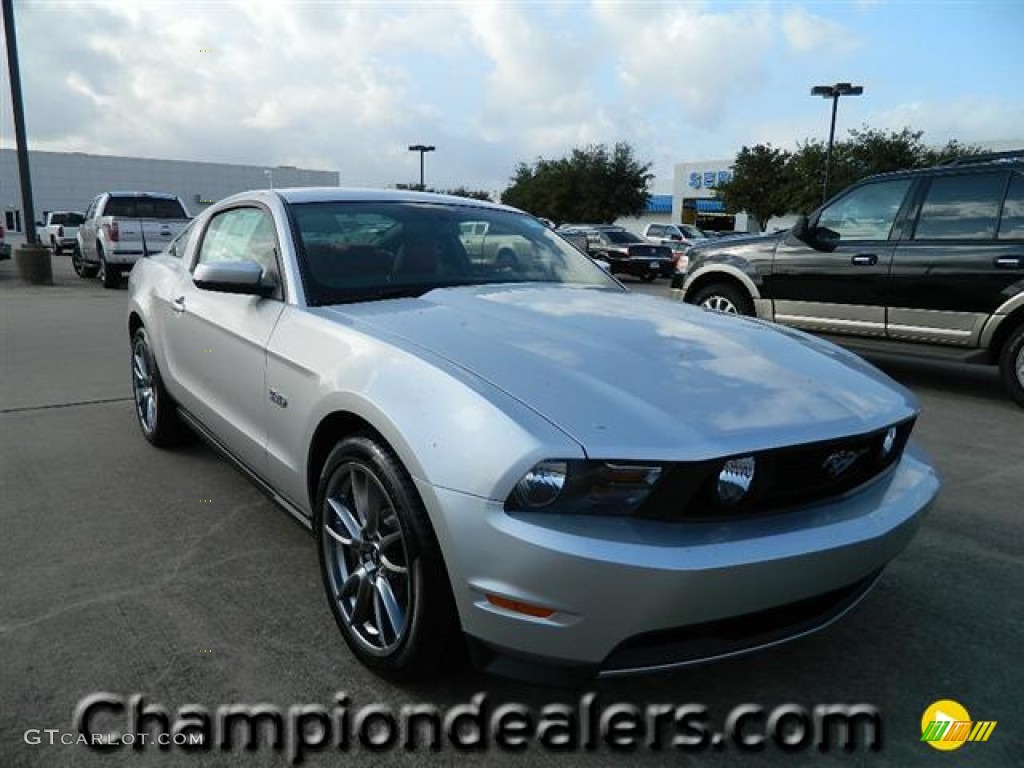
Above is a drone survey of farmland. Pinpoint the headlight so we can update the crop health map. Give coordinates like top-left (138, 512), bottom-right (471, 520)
top-left (715, 456), bottom-right (756, 507)
top-left (513, 460), bottom-right (567, 508)
top-left (507, 460), bottom-right (663, 516)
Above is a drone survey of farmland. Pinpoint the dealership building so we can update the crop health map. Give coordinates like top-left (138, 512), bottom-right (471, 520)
top-left (0, 149), bottom-right (339, 236)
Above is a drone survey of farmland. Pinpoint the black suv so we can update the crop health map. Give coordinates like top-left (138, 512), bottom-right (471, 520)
top-left (673, 152), bottom-right (1024, 406)
top-left (557, 224), bottom-right (675, 281)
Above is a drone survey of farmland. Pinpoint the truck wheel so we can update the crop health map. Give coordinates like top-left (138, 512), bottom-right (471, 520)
top-left (999, 324), bottom-right (1024, 408)
top-left (73, 246), bottom-right (97, 278)
top-left (690, 282), bottom-right (753, 316)
top-left (98, 245), bottom-right (118, 289)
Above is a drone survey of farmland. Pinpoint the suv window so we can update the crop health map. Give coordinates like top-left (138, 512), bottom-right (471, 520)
top-left (817, 178), bottom-right (912, 242)
top-left (914, 172), bottom-right (1006, 240)
top-left (998, 173), bottom-right (1024, 239)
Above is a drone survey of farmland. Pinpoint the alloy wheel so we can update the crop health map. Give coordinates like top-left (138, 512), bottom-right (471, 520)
top-left (131, 336), bottom-right (157, 434)
top-left (322, 463), bottom-right (411, 655)
top-left (700, 295), bottom-right (739, 314)
top-left (1017, 344), bottom-right (1024, 388)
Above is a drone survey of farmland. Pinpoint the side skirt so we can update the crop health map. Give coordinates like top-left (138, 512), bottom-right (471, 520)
top-left (176, 407), bottom-right (312, 533)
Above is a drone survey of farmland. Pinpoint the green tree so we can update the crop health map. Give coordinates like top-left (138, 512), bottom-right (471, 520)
top-left (715, 144), bottom-right (792, 231)
top-left (501, 142), bottom-right (653, 223)
top-left (786, 127), bottom-right (984, 214)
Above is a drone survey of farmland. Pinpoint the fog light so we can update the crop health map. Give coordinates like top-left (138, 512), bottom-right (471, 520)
top-left (717, 456), bottom-right (756, 506)
top-left (514, 460), bottom-right (567, 508)
top-left (881, 426), bottom-right (897, 460)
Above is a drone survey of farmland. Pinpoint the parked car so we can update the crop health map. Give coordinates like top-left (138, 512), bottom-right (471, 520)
top-left (128, 187), bottom-right (939, 684)
top-left (37, 211), bottom-right (85, 255)
top-left (556, 224), bottom-right (675, 280)
top-left (674, 151), bottom-right (1024, 407)
top-left (643, 222), bottom-right (707, 248)
top-left (77, 191), bottom-right (191, 288)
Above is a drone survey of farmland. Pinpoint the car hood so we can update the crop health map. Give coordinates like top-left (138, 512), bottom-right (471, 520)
top-left (327, 285), bottom-right (917, 460)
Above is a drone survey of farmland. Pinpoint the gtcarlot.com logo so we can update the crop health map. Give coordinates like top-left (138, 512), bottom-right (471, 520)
top-left (920, 699), bottom-right (997, 751)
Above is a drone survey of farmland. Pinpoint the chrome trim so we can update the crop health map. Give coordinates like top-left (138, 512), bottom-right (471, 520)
top-left (980, 292), bottom-right (1024, 349)
top-left (887, 308), bottom-right (987, 347)
top-left (682, 264), bottom-right (762, 301)
top-left (753, 298), bottom-right (773, 321)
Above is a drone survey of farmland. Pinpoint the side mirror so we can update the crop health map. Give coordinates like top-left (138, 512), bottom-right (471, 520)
top-left (790, 215), bottom-right (810, 242)
top-left (193, 259), bottom-right (275, 296)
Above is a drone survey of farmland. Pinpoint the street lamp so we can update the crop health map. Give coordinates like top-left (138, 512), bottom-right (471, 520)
top-left (408, 144), bottom-right (435, 190)
top-left (263, 168), bottom-right (274, 189)
top-left (810, 82), bottom-right (863, 203)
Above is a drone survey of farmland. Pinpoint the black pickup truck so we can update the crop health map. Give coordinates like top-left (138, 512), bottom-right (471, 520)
top-left (673, 152), bottom-right (1024, 407)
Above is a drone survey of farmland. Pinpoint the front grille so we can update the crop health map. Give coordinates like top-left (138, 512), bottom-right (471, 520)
top-left (638, 419), bottom-right (915, 521)
top-left (601, 570), bottom-right (881, 674)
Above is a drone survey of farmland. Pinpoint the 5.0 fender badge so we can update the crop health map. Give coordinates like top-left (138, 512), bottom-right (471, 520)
top-left (269, 389), bottom-right (288, 408)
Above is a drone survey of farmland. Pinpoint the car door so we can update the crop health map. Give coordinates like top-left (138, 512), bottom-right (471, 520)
top-left (161, 205), bottom-right (286, 475)
top-left (767, 177), bottom-right (914, 337)
top-left (888, 170), bottom-right (1024, 346)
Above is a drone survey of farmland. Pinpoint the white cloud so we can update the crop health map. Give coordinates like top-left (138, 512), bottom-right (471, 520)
top-left (782, 7), bottom-right (861, 55)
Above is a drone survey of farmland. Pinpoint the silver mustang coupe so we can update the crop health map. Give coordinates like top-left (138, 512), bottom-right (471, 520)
top-left (128, 188), bottom-right (940, 684)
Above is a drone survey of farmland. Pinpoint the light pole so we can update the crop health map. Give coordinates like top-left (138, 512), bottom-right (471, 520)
top-left (264, 168), bottom-right (274, 189)
top-left (810, 82), bottom-right (863, 203)
top-left (408, 144), bottom-right (435, 190)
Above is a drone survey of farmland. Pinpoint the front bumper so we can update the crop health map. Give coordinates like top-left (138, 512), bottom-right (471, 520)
top-left (420, 441), bottom-right (938, 681)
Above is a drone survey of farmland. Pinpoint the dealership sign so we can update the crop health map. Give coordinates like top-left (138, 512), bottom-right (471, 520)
top-left (689, 170), bottom-right (733, 189)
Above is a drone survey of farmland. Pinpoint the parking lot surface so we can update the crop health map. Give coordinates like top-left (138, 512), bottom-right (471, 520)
top-left (2, 257), bottom-right (1019, 766)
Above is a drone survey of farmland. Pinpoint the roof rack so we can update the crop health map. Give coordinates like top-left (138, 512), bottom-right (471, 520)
top-left (941, 150), bottom-right (1024, 166)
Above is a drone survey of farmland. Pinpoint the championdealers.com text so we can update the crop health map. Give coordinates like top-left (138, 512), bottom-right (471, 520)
top-left (24, 692), bottom-right (883, 763)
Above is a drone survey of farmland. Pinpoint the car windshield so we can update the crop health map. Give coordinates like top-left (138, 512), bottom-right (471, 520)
top-left (602, 229), bottom-right (644, 244)
top-left (680, 224), bottom-right (705, 238)
top-left (291, 201), bottom-right (620, 305)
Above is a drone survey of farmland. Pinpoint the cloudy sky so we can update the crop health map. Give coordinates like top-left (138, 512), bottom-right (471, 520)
top-left (2, 1), bottom-right (1022, 195)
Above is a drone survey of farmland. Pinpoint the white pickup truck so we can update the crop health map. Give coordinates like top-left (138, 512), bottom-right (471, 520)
top-left (38, 211), bottom-right (85, 255)
top-left (76, 191), bottom-right (191, 288)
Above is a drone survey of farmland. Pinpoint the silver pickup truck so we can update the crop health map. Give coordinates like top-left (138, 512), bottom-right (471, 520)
top-left (76, 191), bottom-right (191, 288)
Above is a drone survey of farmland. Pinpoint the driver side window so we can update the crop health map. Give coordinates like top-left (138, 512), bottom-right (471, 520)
top-left (817, 179), bottom-right (912, 242)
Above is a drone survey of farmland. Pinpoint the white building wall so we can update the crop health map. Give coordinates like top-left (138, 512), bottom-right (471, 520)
top-left (0, 149), bottom-right (339, 233)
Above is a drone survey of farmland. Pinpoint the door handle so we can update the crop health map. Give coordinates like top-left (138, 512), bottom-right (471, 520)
top-left (995, 256), bottom-right (1023, 269)
top-left (171, 296), bottom-right (186, 313)
top-left (851, 254), bottom-right (878, 266)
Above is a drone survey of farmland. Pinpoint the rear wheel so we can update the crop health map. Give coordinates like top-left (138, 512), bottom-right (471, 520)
top-left (315, 435), bottom-right (461, 680)
top-left (999, 324), bottom-right (1024, 408)
top-left (98, 245), bottom-right (118, 288)
top-left (690, 282), bottom-right (753, 316)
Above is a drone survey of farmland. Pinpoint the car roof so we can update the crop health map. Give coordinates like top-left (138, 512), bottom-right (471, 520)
top-left (105, 191), bottom-right (181, 199)
top-left (265, 186), bottom-right (518, 212)
top-left (861, 151), bottom-right (1024, 184)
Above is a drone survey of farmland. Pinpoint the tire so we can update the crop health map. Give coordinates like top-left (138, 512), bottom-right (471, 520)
top-left (642, 272), bottom-right (657, 282)
top-left (130, 326), bottom-right (190, 447)
top-left (999, 323), bottom-right (1024, 408)
top-left (98, 245), bottom-right (118, 288)
top-left (690, 282), bottom-right (754, 316)
top-left (315, 435), bottom-right (461, 680)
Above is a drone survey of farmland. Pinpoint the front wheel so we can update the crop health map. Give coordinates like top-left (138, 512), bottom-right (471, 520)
top-left (315, 436), bottom-right (461, 680)
top-left (690, 282), bottom-right (753, 316)
top-left (999, 324), bottom-right (1024, 408)
top-left (131, 326), bottom-right (190, 446)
